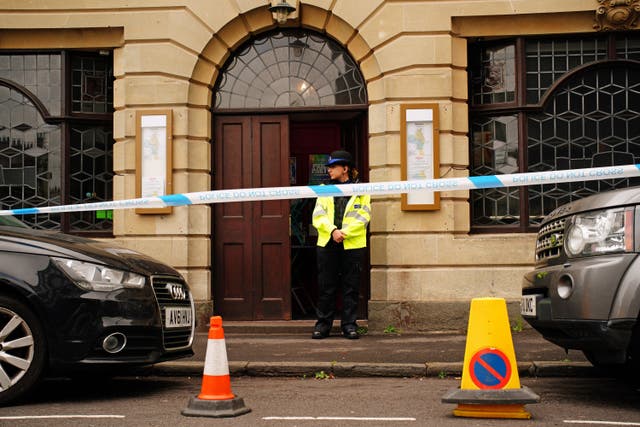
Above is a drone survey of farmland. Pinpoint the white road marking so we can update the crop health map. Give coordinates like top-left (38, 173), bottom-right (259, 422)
top-left (564, 421), bottom-right (640, 426)
top-left (0, 415), bottom-right (125, 420)
top-left (263, 416), bottom-right (416, 421)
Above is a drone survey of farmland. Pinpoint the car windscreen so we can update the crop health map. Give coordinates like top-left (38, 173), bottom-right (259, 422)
top-left (0, 215), bottom-right (29, 228)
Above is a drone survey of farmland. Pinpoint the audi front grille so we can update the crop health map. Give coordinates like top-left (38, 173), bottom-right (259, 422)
top-left (151, 276), bottom-right (195, 351)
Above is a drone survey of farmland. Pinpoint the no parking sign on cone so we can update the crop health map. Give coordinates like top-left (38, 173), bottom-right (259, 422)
top-left (442, 298), bottom-right (539, 419)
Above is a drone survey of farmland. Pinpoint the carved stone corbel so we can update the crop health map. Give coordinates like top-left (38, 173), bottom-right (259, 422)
top-left (594, 0), bottom-right (640, 31)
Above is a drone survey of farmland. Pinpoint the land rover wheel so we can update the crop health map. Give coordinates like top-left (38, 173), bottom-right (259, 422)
top-left (0, 295), bottom-right (46, 405)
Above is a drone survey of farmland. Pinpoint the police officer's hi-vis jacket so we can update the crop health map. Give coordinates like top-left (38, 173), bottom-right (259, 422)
top-left (312, 193), bottom-right (371, 250)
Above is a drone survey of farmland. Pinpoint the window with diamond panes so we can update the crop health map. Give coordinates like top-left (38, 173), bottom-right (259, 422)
top-left (69, 125), bottom-right (113, 231)
top-left (71, 55), bottom-right (113, 114)
top-left (527, 64), bottom-right (640, 223)
top-left (525, 38), bottom-right (608, 104)
top-left (215, 30), bottom-right (366, 110)
top-left (0, 54), bottom-right (62, 116)
top-left (470, 44), bottom-right (516, 105)
top-left (0, 86), bottom-right (62, 229)
top-left (471, 115), bottom-right (520, 225)
top-left (0, 52), bottom-right (114, 233)
top-left (469, 33), bottom-right (640, 232)
top-left (617, 35), bottom-right (640, 61)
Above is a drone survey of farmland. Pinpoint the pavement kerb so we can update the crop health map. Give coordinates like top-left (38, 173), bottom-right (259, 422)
top-left (529, 361), bottom-right (596, 377)
top-left (145, 360), bottom-right (600, 378)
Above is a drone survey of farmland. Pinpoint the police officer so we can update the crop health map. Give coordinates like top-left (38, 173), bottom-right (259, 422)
top-left (311, 150), bottom-right (371, 340)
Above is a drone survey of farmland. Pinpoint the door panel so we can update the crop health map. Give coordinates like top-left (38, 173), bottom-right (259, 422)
top-left (214, 117), bottom-right (253, 319)
top-left (214, 115), bottom-right (290, 320)
top-left (251, 117), bottom-right (291, 319)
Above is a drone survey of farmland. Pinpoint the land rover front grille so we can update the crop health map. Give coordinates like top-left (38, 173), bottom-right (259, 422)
top-left (151, 276), bottom-right (194, 350)
top-left (535, 218), bottom-right (567, 263)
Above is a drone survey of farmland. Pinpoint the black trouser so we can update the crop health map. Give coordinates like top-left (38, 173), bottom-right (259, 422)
top-left (315, 242), bottom-right (364, 333)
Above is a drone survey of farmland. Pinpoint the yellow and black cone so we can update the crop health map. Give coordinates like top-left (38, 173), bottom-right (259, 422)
top-left (441, 297), bottom-right (539, 419)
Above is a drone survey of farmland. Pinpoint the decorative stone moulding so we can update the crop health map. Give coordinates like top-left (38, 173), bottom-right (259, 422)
top-left (595, 0), bottom-right (640, 31)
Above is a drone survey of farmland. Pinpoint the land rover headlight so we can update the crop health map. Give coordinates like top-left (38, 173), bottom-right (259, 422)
top-left (564, 208), bottom-right (634, 257)
top-left (52, 258), bottom-right (146, 291)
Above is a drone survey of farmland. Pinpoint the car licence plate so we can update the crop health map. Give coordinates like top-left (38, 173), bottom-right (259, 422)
top-left (520, 294), bottom-right (541, 317)
top-left (165, 307), bottom-right (192, 328)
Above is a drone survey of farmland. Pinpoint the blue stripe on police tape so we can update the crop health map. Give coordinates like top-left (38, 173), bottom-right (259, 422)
top-left (159, 194), bottom-right (193, 206)
top-left (311, 185), bottom-right (343, 196)
top-left (10, 208), bottom-right (40, 215)
top-left (468, 175), bottom-right (504, 189)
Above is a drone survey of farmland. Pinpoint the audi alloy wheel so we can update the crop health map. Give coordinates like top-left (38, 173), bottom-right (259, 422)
top-left (0, 295), bottom-right (46, 405)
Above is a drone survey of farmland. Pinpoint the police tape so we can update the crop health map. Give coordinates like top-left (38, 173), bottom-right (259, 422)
top-left (0, 164), bottom-right (639, 216)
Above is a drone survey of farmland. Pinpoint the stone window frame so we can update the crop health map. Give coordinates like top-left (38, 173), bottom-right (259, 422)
top-left (468, 33), bottom-right (640, 233)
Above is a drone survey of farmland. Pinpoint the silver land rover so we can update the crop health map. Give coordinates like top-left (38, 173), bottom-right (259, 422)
top-left (522, 187), bottom-right (640, 369)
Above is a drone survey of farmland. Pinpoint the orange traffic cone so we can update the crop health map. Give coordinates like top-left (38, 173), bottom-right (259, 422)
top-left (441, 298), bottom-right (539, 419)
top-left (181, 316), bottom-right (250, 418)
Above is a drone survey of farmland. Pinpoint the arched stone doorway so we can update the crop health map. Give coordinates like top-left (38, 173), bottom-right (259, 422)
top-left (212, 29), bottom-right (368, 320)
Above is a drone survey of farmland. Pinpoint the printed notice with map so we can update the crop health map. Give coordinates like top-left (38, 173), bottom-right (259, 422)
top-left (136, 110), bottom-right (173, 214)
top-left (140, 116), bottom-right (167, 198)
top-left (401, 105), bottom-right (440, 210)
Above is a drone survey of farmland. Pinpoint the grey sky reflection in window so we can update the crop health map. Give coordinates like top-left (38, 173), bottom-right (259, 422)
top-left (215, 30), bottom-right (366, 109)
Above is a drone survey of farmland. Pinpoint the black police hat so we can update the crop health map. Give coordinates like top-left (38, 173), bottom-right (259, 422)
top-left (325, 150), bottom-right (353, 167)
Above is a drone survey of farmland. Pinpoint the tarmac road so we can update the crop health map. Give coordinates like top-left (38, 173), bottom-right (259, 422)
top-left (2, 375), bottom-right (639, 427)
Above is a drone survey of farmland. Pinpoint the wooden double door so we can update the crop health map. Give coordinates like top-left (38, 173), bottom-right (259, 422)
top-left (213, 114), bottom-right (368, 320)
top-left (213, 116), bottom-right (291, 320)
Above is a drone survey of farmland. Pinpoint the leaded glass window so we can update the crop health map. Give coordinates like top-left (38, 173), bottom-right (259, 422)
top-left (71, 55), bottom-right (112, 113)
top-left (215, 30), bottom-right (366, 109)
top-left (0, 54), bottom-right (62, 116)
top-left (469, 33), bottom-right (640, 232)
top-left (527, 65), bottom-right (640, 223)
top-left (525, 38), bottom-right (608, 104)
top-left (0, 86), bottom-right (62, 229)
top-left (470, 44), bottom-right (516, 105)
top-left (0, 51), bottom-right (114, 233)
top-left (69, 125), bottom-right (113, 230)
top-left (617, 35), bottom-right (640, 61)
top-left (471, 115), bottom-right (520, 225)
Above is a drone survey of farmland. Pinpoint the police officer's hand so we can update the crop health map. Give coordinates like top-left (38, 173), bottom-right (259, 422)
top-left (331, 229), bottom-right (345, 243)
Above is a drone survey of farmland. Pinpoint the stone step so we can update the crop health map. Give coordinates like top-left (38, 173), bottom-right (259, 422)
top-left (221, 320), bottom-right (368, 334)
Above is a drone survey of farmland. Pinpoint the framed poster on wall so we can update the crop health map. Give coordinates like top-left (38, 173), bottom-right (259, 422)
top-left (400, 104), bottom-right (440, 211)
top-left (309, 154), bottom-right (329, 185)
top-left (136, 110), bottom-right (173, 214)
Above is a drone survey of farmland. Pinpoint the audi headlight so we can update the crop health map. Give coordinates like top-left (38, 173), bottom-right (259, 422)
top-left (52, 258), bottom-right (146, 291)
top-left (564, 208), bottom-right (634, 258)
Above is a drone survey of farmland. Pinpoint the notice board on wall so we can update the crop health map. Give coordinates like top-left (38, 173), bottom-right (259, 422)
top-left (400, 104), bottom-right (440, 211)
top-left (136, 110), bottom-right (173, 214)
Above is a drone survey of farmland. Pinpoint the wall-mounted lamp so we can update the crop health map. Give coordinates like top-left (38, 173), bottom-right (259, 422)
top-left (269, 0), bottom-right (296, 24)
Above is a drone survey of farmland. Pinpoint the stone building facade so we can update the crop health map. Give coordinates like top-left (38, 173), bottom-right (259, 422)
top-left (0, 0), bottom-right (636, 331)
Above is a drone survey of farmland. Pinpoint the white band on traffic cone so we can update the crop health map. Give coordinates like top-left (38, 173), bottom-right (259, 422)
top-left (203, 339), bottom-right (230, 377)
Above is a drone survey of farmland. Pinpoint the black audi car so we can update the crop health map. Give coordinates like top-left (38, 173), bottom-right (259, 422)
top-left (0, 214), bottom-right (195, 404)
